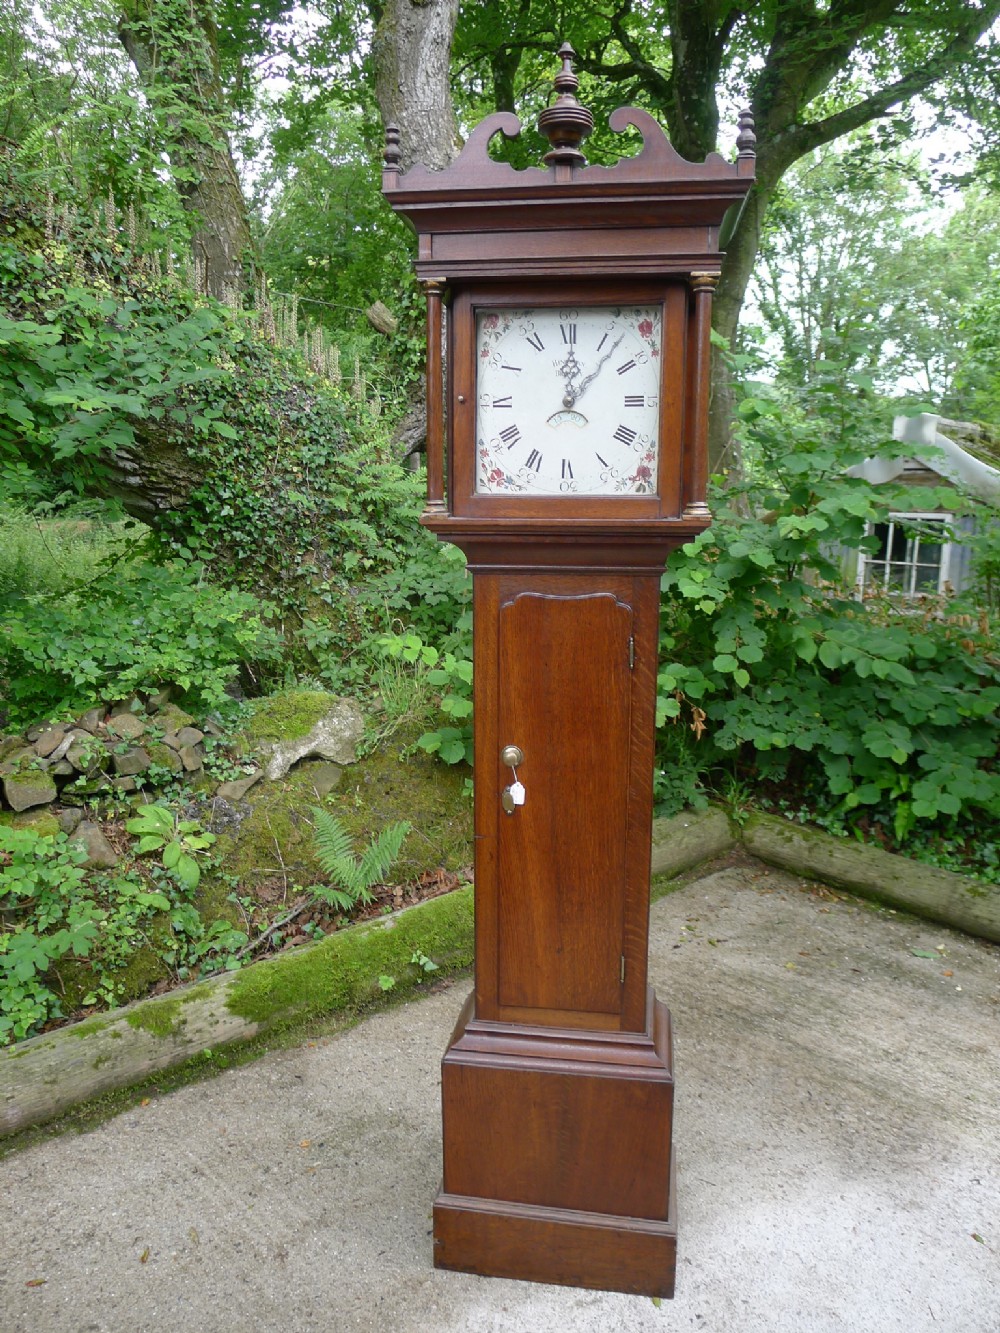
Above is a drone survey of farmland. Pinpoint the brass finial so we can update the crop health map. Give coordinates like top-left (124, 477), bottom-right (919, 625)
top-left (537, 42), bottom-right (594, 168)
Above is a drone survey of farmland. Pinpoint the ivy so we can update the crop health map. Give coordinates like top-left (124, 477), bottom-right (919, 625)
top-left (0, 154), bottom-right (432, 684)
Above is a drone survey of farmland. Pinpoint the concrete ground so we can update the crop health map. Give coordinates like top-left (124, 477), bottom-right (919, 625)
top-left (1, 861), bottom-right (998, 1333)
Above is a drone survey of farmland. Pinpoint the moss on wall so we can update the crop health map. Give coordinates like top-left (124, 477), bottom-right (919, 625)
top-left (126, 996), bottom-right (186, 1038)
top-left (0, 809), bottom-right (61, 836)
top-left (211, 765), bottom-right (330, 889)
top-left (243, 690), bottom-right (338, 745)
top-left (326, 736), bottom-right (472, 881)
top-left (124, 983), bottom-right (213, 1039)
top-left (225, 884), bottom-right (474, 1028)
top-left (212, 731), bottom-right (472, 892)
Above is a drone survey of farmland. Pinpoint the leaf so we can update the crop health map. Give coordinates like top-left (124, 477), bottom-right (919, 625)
top-left (161, 840), bottom-right (182, 869)
top-left (309, 883), bottom-right (355, 911)
top-left (311, 808), bottom-right (357, 878)
top-left (125, 805), bottom-right (173, 836)
top-left (173, 854), bottom-right (201, 890)
top-left (357, 822), bottom-right (412, 900)
top-left (438, 738), bottom-right (467, 764)
top-left (910, 949), bottom-right (936, 958)
top-left (817, 640), bottom-right (841, 669)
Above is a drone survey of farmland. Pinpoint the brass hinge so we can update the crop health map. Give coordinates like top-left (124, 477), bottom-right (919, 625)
top-left (621, 955), bottom-right (626, 984)
top-left (628, 636), bottom-right (635, 669)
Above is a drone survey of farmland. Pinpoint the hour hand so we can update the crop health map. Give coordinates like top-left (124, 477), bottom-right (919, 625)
top-left (558, 350), bottom-right (582, 406)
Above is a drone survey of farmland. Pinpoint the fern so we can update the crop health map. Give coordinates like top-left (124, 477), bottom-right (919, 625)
top-left (310, 808), bottom-right (411, 911)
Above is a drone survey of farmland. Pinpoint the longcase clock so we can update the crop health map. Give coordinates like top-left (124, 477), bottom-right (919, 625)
top-left (383, 45), bottom-right (755, 1298)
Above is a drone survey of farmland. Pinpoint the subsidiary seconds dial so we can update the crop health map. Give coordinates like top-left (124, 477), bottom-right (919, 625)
top-left (475, 306), bottom-right (661, 496)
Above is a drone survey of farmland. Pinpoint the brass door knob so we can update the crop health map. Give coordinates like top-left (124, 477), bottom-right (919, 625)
top-left (500, 745), bottom-right (524, 767)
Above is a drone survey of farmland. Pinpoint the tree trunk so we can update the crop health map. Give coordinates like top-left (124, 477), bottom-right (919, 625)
top-left (710, 167), bottom-right (782, 477)
top-left (117, 0), bottom-right (255, 300)
top-left (92, 420), bottom-right (208, 521)
top-left (372, 0), bottom-right (462, 172)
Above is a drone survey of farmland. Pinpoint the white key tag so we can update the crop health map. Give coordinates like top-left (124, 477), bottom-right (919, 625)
top-left (509, 780), bottom-right (526, 806)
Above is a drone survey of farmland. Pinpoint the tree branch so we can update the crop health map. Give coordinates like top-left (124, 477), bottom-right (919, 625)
top-left (772, 3), bottom-right (1000, 167)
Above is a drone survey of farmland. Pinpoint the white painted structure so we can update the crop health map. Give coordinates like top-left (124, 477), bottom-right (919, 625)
top-left (846, 414), bottom-right (999, 598)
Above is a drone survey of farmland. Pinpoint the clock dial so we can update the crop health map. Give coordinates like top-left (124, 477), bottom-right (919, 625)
top-left (475, 306), bottom-right (661, 496)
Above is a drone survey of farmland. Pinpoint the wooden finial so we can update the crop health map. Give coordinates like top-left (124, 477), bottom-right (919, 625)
top-left (383, 123), bottom-right (402, 181)
top-left (736, 108), bottom-right (756, 159)
top-left (537, 42), bottom-right (594, 168)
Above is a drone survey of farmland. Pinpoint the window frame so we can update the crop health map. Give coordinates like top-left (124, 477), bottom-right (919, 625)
top-left (856, 511), bottom-right (954, 599)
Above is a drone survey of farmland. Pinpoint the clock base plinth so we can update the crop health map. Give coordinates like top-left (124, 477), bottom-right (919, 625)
top-left (432, 990), bottom-right (677, 1298)
top-left (433, 1174), bottom-right (676, 1298)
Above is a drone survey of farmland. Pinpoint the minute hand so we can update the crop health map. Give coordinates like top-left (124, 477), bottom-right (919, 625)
top-left (569, 335), bottom-right (623, 405)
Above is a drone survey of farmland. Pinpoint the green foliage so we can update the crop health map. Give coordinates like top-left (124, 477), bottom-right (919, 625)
top-left (0, 556), bottom-right (279, 727)
top-left (378, 633), bottom-right (474, 766)
top-left (308, 808), bottom-right (411, 912)
top-left (124, 805), bottom-right (216, 892)
top-left (166, 345), bottom-right (425, 647)
top-left (0, 223), bottom-right (229, 490)
top-left (655, 377), bottom-right (1000, 872)
top-left (361, 538), bottom-right (471, 650)
top-left (0, 826), bottom-right (95, 1042)
top-left (0, 502), bottom-right (135, 600)
top-left (256, 104), bottom-right (424, 392)
top-left (959, 278), bottom-right (1000, 424)
top-left (0, 1), bottom-right (195, 244)
top-left (752, 145), bottom-right (1000, 410)
top-left (0, 814), bottom-right (255, 1044)
top-left (1, 153), bottom-right (428, 685)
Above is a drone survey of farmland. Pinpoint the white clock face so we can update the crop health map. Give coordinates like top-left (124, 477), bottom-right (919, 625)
top-left (475, 305), bottom-right (661, 496)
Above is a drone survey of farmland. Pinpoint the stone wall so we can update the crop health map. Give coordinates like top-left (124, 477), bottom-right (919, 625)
top-left (0, 689), bottom-right (365, 868)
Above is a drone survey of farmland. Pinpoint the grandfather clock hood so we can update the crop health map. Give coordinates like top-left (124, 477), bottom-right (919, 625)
top-left (382, 48), bottom-right (755, 283)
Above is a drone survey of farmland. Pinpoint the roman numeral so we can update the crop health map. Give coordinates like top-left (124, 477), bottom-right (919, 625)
top-left (499, 424), bottom-right (521, 447)
top-left (525, 449), bottom-right (543, 472)
top-left (526, 332), bottom-right (544, 352)
top-left (595, 452), bottom-right (610, 468)
top-left (596, 333), bottom-right (608, 352)
top-left (501, 363), bottom-right (522, 373)
top-left (561, 323), bottom-right (577, 344)
top-left (613, 424), bottom-right (638, 446)
top-left (561, 459), bottom-right (574, 480)
top-left (624, 394), bottom-right (645, 408)
top-left (616, 359), bottom-right (636, 376)
top-left (492, 395), bottom-right (512, 408)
